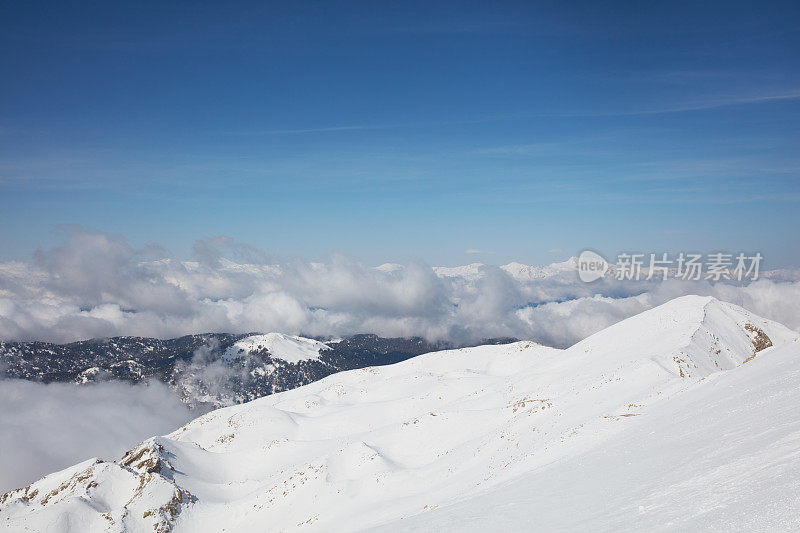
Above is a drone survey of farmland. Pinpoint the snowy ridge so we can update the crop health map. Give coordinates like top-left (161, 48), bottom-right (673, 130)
top-left (222, 333), bottom-right (331, 364)
top-left (569, 295), bottom-right (796, 378)
top-left (432, 258), bottom-right (578, 282)
top-left (1, 296), bottom-right (798, 532)
top-left (500, 257), bottom-right (578, 281)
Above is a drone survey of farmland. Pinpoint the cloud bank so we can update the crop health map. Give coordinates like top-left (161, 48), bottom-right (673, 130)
top-left (0, 379), bottom-right (196, 493)
top-left (0, 229), bottom-right (798, 348)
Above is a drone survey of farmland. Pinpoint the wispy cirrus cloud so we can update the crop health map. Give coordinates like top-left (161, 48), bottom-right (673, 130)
top-left (226, 124), bottom-right (391, 135)
top-left (465, 248), bottom-right (495, 255)
top-left (549, 91), bottom-right (800, 117)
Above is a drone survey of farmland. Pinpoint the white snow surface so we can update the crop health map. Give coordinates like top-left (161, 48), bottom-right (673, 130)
top-left (500, 257), bottom-right (578, 280)
top-left (431, 258), bottom-right (579, 282)
top-left (222, 333), bottom-right (330, 363)
top-left (2, 296), bottom-right (798, 532)
top-left (376, 335), bottom-right (800, 532)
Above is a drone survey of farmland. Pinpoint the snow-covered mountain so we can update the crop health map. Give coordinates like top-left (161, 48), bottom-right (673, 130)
top-left (222, 333), bottom-right (332, 364)
top-left (431, 257), bottom-right (796, 284)
top-left (430, 258), bottom-right (579, 282)
top-left (1, 296), bottom-right (798, 531)
top-left (0, 334), bottom-right (450, 409)
top-left (500, 257), bottom-right (578, 281)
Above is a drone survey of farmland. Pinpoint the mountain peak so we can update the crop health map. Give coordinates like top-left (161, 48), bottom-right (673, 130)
top-left (572, 295), bottom-right (797, 378)
top-left (222, 333), bottom-right (330, 363)
top-left (501, 257), bottom-right (578, 280)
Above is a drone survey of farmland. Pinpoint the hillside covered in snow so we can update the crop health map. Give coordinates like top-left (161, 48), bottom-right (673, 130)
top-left (0, 333), bottom-right (450, 409)
top-left (1, 296), bottom-right (798, 532)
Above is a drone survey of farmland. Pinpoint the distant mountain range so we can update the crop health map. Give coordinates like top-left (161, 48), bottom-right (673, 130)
top-left (430, 257), bottom-right (800, 282)
top-left (432, 257), bottom-right (580, 281)
top-left (0, 333), bottom-right (514, 409)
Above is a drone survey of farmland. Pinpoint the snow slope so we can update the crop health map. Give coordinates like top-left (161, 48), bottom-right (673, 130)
top-left (378, 336), bottom-right (800, 532)
top-left (222, 333), bottom-right (331, 364)
top-left (1, 296), bottom-right (797, 532)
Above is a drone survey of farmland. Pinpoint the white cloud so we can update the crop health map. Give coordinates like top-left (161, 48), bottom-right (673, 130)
top-left (0, 379), bottom-right (196, 493)
top-left (465, 248), bottom-right (495, 254)
top-left (0, 229), bottom-right (798, 348)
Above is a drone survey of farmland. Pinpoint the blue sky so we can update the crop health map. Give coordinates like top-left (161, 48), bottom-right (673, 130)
top-left (1, 1), bottom-right (798, 266)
